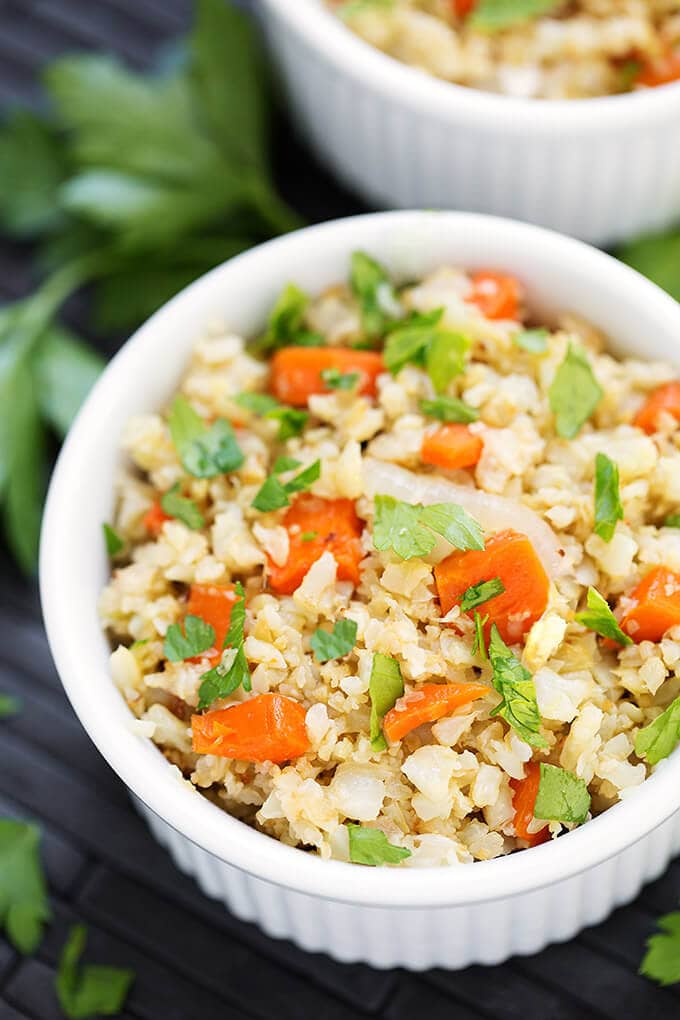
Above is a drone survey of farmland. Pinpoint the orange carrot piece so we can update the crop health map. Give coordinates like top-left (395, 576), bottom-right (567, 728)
top-left (421, 423), bottom-right (483, 471)
top-left (186, 583), bottom-right (237, 663)
top-left (383, 682), bottom-right (488, 743)
top-left (192, 693), bottom-right (310, 762)
top-left (619, 566), bottom-right (680, 643)
top-left (633, 382), bottom-right (680, 433)
top-left (452, 0), bottom-right (476, 14)
top-left (143, 500), bottom-right (171, 537)
top-left (267, 494), bottom-right (364, 595)
top-left (468, 271), bottom-right (521, 321)
top-left (635, 52), bottom-right (680, 88)
top-left (434, 529), bottom-right (549, 644)
top-left (510, 762), bottom-right (550, 847)
top-left (270, 347), bottom-right (384, 407)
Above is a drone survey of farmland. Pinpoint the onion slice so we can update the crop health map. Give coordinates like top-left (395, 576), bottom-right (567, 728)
top-left (361, 458), bottom-right (566, 578)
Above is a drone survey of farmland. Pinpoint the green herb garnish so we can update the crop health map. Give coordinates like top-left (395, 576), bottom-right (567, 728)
top-left (235, 392), bottom-right (309, 441)
top-left (593, 452), bottom-right (623, 543)
top-left (470, 0), bottom-right (561, 31)
top-left (618, 230), bottom-right (680, 304)
top-left (56, 923), bottom-right (134, 1020)
top-left (256, 283), bottom-right (322, 353)
top-left (350, 251), bottom-right (400, 341)
top-left (168, 396), bottom-right (243, 478)
top-left (197, 582), bottom-right (251, 708)
top-left (252, 459), bottom-right (321, 512)
top-left (635, 695), bottom-right (680, 766)
top-left (321, 367), bottom-right (360, 391)
top-left (488, 625), bottom-right (546, 748)
top-left (373, 495), bottom-right (483, 561)
top-left (0, 819), bottom-right (51, 953)
top-left (272, 455), bottom-right (302, 473)
top-left (575, 587), bottom-right (632, 646)
top-left (384, 308), bottom-right (470, 393)
top-left (369, 652), bottom-right (404, 751)
top-left (533, 763), bottom-right (591, 825)
top-left (640, 913), bottom-right (680, 987)
top-left (420, 395), bottom-right (478, 423)
top-left (102, 522), bottom-right (124, 557)
top-left (301, 531), bottom-right (317, 542)
top-left (160, 483), bottom-right (205, 530)
top-left (472, 612), bottom-right (489, 658)
top-left (665, 514), bottom-right (680, 528)
top-left (163, 614), bottom-right (215, 662)
top-left (347, 824), bottom-right (411, 866)
top-left (310, 618), bottom-right (358, 663)
top-left (549, 343), bottom-right (603, 439)
top-left (0, 694), bottom-right (21, 719)
top-left (513, 328), bottom-right (549, 354)
top-left (459, 577), bottom-right (505, 612)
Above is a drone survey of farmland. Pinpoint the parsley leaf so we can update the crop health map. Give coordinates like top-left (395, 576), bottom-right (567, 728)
top-left (618, 230), bottom-right (680, 304)
top-left (640, 912), bottom-right (680, 986)
top-left (384, 309), bottom-right (470, 392)
top-left (321, 367), bottom-right (360, 391)
top-left (160, 483), bottom-right (205, 530)
top-left (33, 325), bottom-right (104, 438)
top-left (256, 283), bottom-right (322, 353)
top-left (425, 330), bottom-right (470, 393)
top-left (102, 522), bottom-right (124, 557)
top-left (369, 653), bottom-right (404, 751)
top-left (311, 619), bottom-right (358, 663)
top-left (488, 625), bottom-right (547, 748)
top-left (420, 395), bottom-right (478, 423)
top-left (470, 0), bottom-right (561, 31)
top-left (549, 343), bottom-right (603, 439)
top-left (0, 694), bottom-right (21, 719)
top-left (252, 459), bottom-right (320, 512)
top-left (347, 824), bottom-right (411, 866)
top-left (575, 587), bottom-right (632, 646)
top-left (533, 763), bottom-right (591, 825)
top-left (163, 614), bottom-right (215, 662)
top-left (373, 495), bottom-right (483, 560)
top-left (459, 577), bottom-right (505, 612)
top-left (0, 819), bottom-right (51, 954)
top-left (168, 395), bottom-right (244, 478)
top-left (594, 452), bottom-right (623, 543)
top-left (56, 924), bottom-right (134, 1020)
top-left (513, 328), bottom-right (549, 354)
top-left (665, 514), bottom-right (680, 528)
top-left (472, 612), bottom-right (489, 658)
top-left (235, 391), bottom-right (308, 441)
top-left (350, 251), bottom-right (401, 340)
top-left (0, 110), bottom-right (66, 237)
top-left (197, 582), bottom-right (251, 709)
top-left (272, 456), bottom-right (302, 474)
top-left (635, 695), bottom-right (680, 766)
top-left (301, 531), bottom-right (317, 542)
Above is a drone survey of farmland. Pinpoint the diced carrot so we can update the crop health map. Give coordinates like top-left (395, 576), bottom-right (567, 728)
top-left (267, 494), bottom-right (364, 595)
top-left (633, 382), bottom-right (680, 433)
top-left (270, 347), bottom-right (384, 407)
top-left (434, 529), bottom-right (549, 644)
top-left (619, 566), bottom-right (680, 643)
top-left (468, 271), bottom-right (521, 321)
top-left (383, 682), bottom-right (488, 744)
top-left (452, 0), bottom-right (476, 14)
top-left (186, 583), bottom-right (237, 663)
top-left (635, 51), bottom-right (680, 88)
top-left (143, 500), bottom-right (171, 537)
top-left (421, 423), bottom-right (483, 471)
top-left (191, 693), bottom-right (310, 762)
top-left (510, 762), bottom-right (550, 847)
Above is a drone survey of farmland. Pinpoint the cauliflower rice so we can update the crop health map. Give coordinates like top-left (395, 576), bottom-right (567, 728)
top-left (330, 0), bottom-right (680, 99)
top-left (100, 253), bottom-right (680, 868)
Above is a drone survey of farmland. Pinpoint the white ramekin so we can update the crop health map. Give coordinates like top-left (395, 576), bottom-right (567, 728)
top-left (257, 0), bottom-right (680, 247)
top-left (41, 211), bottom-right (680, 970)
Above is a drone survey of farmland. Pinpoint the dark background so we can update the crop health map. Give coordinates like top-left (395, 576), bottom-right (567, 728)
top-left (0, 1), bottom-right (679, 1018)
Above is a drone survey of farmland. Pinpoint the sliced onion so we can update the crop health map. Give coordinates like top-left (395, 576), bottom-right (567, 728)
top-left (362, 458), bottom-right (566, 578)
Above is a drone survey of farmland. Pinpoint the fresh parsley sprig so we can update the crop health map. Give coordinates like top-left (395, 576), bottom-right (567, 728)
top-left (575, 587), bottom-right (632, 646)
top-left (373, 494), bottom-right (483, 561)
top-left (420, 395), bottom-right (478, 424)
top-left (469, 0), bottom-right (561, 31)
top-left (56, 924), bottom-right (134, 1020)
top-left (0, 819), bottom-right (51, 953)
top-left (252, 459), bottom-right (321, 513)
top-left (168, 396), bottom-right (244, 478)
top-left (311, 619), bottom-right (358, 663)
top-left (641, 912), bottom-right (680, 986)
top-left (384, 308), bottom-right (470, 393)
top-left (549, 343), bottom-right (602, 439)
top-left (197, 582), bottom-right (251, 709)
top-left (635, 695), bottom-right (680, 766)
top-left (163, 615), bottom-right (215, 662)
top-left (487, 625), bottom-right (546, 748)
top-left (347, 824), bottom-right (411, 866)
top-left (459, 577), bottom-right (505, 612)
top-left (234, 391), bottom-right (308, 441)
top-left (593, 452), bottom-right (623, 543)
top-left (350, 251), bottom-right (401, 341)
top-left (533, 763), bottom-right (591, 825)
top-left (369, 652), bottom-right (404, 751)
top-left (160, 484), bottom-right (205, 530)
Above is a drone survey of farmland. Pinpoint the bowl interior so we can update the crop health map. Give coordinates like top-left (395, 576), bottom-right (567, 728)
top-left (40, 211), bottom-right (680, 907)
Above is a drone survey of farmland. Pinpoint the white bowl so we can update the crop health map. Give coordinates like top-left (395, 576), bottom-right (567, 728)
top-left (258, 0), bottom-right (680, 246)
top-left (41, 211), bottom-right (680, 970)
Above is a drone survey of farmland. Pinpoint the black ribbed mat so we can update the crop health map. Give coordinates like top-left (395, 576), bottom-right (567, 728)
top-left (0, 2), bottom-right (678, 1017)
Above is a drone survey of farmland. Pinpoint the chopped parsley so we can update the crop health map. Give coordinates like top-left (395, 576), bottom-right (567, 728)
top-left (459, 577), bottom-right (505, 612)
top-left (256, 282), bottom-right (322, 353)
top-left (168, 395), bottom-right (244, 478)
top-left (0, 819), bottom-right (51, 953)
top-left (420, 395), bottom-right (478, 424)
top-left (0, 694), bottom-right (20, 719)
top-left (321, 367), bottom-right (360, 391)
top-left (234, 392), bottom-right (308, 441)
top-left (593, 452), bottom-right (623, 543)
top-left (665, 514), bottom-right (680, 528)
top-left (384, 308), bottom-right (470, 393)
top-left (472, 612), bottom-right (489, 658)
top-left (513, 328), bottom-right (549, 354)
top-left (252, 459), bottom-right (321, 513)
top-left (369, 652), bottom-right (404, 751)
top-left (634, 695), bottom-right (680, 766)
top-left (347, 824), bottom-right (411, 866)
top-left (350, 250), bottom-right (401, 340)
top-left (272, 456), bottom-right (302, 473)
top-left (56, 923), bottom-right (134, 1020)
top-left (640, 912), bottom-right (680, 987)
top-left (160, 484), bottom-right (205, 530)
top-left (548, 343), bottom-right (603, 439)
top-left (102, 523), bottom-right (123, 557)
top-left (310, 618), bottom-right (358, 663)
top-left (487, 625), bottom-right (546, 748)
top-left (575, 587), bottom-right (632, 646)
top-left (533, 763), bottom-right (591, 825)
top-left (470, 0), bottom-right (561, 31)
top-left (197, 582), bottom-right (251, 709)
top-left (373, 494), bottom-right (483, 561)
top-left (300, 531), bottom-right (317, 542)
top-left (163, 615), bottom-right (215, 662)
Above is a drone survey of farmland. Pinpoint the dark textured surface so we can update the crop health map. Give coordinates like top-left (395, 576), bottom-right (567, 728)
top-left (0, 1), bottom-right (678, 1017)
